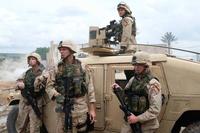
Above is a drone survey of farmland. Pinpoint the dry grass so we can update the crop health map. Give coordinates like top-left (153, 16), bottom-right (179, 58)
top-left (0, 81), bottom-right (15, 90)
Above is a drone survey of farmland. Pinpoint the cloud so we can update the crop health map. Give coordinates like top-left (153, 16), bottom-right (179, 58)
top-left (0, 57), bottom-right (27, 81)
top-left (0, 0), bottom-right (199, 53)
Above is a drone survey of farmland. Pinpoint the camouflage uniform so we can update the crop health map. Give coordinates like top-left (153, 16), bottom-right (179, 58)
top-left (16, 53), bottom-right (46, 133)
top-left (117, 2), bottom-right (137, 52)
top-left (121, 72), bottom-right (162, 133)
top-left (46, 41), bottom-right (96, 133)
top-left (119, 52), bottom-right (162, 133)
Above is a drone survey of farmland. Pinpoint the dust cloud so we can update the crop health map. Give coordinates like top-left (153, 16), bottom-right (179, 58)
top-left (0, 57), bottom-right (27, 132)
top-left (0, 57), bottom-right (27, 81)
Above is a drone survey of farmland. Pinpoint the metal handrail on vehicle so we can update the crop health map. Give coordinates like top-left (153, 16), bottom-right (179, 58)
top-left (136, 44), bottom-right (200, 55)
top-left (136, 44), bottom-right (200, 61)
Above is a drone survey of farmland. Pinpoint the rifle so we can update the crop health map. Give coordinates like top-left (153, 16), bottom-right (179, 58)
top-left (113, 87), bottom-right (142, 133)
top-left (62, 76), bottom-right (74, 132)
top-left (21, 88), bottom-right (48, 133)
top-left (100, 20), bottom-right (122, 45)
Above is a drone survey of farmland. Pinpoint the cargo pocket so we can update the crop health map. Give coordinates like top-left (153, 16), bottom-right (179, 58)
top-left (76, 114), bottom-right (87, 132)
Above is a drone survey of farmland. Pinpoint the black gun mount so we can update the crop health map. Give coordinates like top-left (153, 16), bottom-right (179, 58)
top-left (100, 20), bottom-right (122, 45)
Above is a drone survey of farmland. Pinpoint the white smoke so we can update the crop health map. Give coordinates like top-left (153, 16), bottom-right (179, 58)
top-left (0, 57), bottom-right (27, 81)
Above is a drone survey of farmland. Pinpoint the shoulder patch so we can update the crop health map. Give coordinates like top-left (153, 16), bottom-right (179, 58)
top-left (122, 17), bottom-right (132, 27)
top-left (149, 79), bottom-right (161, 95)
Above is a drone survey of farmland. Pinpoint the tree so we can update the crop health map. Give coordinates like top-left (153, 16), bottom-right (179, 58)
top-left (161, 32), bottom-right (178, 54)
top-left (35, 47), bottom-right (49, 60)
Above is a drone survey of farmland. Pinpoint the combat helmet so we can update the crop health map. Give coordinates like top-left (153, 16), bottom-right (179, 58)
top-left (131, 51), bottom-right (151, 66)
top-left (58, 40), bottom-right (77, 53)
top-left (27, 52), bottom-right (41, 64)
top-left (117, 2), bottom-right (132, 14)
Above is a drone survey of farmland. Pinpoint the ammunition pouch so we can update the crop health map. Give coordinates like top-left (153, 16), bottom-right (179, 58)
top-left (55, 95), bottom-right (65, 112)
top-left (125, 93), bottom-right (149, 115)
top-left (72, 76), bottom-right (87, 98)
top-left (56, 76), bottom-right (87, 98)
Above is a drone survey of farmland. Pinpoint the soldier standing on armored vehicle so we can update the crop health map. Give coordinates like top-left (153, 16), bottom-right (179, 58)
top-left (46, 40), bottom-right (96, 133)
top-left (15, 53), bottom-right (46, 133)
top-left (112, 52), bottom-right (162, 133)
top-left (117, 2), bottom-right (137, 53)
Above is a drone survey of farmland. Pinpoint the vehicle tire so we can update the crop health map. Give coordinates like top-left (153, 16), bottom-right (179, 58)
top-left (182, 121), bottom-right (200, 133)
top-left (6, 105), bottom-right (19, 133)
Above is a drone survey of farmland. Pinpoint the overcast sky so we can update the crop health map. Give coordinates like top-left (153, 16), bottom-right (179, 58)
top-left (0, 0), bottom-right (200, 55)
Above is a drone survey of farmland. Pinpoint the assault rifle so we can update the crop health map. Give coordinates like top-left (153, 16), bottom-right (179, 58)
top-left (21, 88), bottom-right (48, 133)
top-left (100, 20), bottom-right (122, 45)
top-left (62, 76), bottom-right (74, 132)
top-left (113, 87), bottom-right (142, 133)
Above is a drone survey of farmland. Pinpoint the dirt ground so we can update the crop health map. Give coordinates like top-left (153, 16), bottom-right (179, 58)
top-left (0, 81), bottom-right (15, 133)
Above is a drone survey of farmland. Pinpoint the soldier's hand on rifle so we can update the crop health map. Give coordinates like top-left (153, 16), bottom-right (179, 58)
top-left (127, 114), bottom-right (138, 124)
top-left (112, 83), bottom-right (120, 90)
top-left (16, 81), bottom-right (25, 90)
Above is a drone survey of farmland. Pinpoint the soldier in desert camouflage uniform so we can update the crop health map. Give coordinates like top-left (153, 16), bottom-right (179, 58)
top-left (112, 51), bottom-right (162, 133)
top-left (16, 52), bottom-right (46, 133)
top-left (117, 2), bottom-right (137, 52)
top-left (46, 40), bottom-right (96, 133)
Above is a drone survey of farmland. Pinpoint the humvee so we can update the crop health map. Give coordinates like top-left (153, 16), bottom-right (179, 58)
top-left (6, 23), bottom-right (200, 133)
top-left (6, 51), bottom-right (200, 133)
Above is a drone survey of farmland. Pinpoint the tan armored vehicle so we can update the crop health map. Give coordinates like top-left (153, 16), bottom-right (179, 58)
top-left (6, 51), bottom-right (200, 133)
top-left (6, 24), bottom-right (200, 133)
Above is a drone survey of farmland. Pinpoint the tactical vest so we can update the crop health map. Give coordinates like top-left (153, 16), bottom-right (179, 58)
top-left (119, 16), bottom-right (136, 42)
top-left (55, 60), bottom-right (87, 98)
top-left (23, 66), bottom-right (44, 98)
top-left (131, 17), bottom-right (136, 36)
top-left (124, 73), bottom-right (153, 115)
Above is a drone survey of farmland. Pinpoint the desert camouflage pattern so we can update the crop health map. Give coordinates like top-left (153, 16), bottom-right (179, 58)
top-left (121, 74), bottom-right (162, 133)
top-left (120, 16), bottom-right (137, 52)
top-left (46, 58), bottom-right (96, 133)
top-left (16, 65), bottom-right (45, 133)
